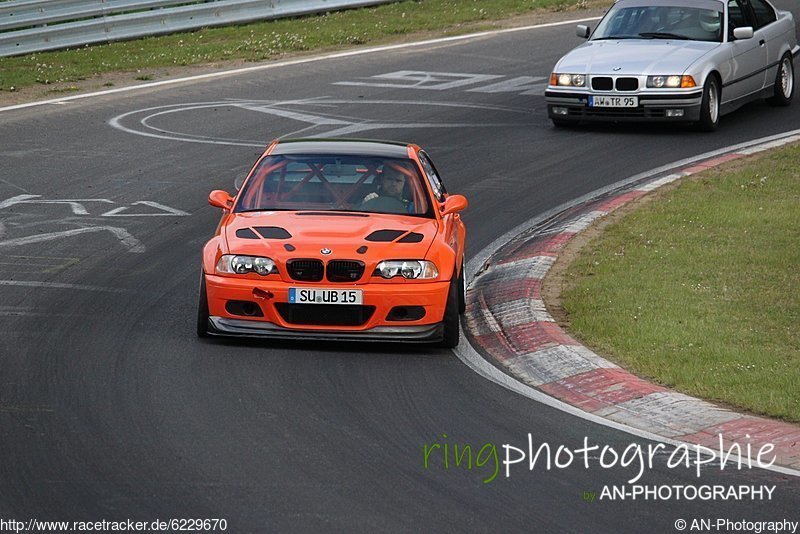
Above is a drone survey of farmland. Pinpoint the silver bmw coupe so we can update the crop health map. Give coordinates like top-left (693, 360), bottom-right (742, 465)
top-left (545, 0), bottom-right (799, 130)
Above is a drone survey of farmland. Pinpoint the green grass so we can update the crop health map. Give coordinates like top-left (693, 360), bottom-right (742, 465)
top-left (561, 144), bottom-right (800, 422)
top-left (0, 0), bottom-right (602, 92)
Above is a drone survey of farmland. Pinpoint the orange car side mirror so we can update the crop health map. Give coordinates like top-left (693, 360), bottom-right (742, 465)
top-left (440, 194), bottom-right (468, 216)
top-left (208, 190), bottom-right (234, 210)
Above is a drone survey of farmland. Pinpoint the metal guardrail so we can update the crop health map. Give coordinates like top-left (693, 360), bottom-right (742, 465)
top-left (0, 0), bottom-right (397, 57)
top-left (0, 1), bottom-right (200, 32)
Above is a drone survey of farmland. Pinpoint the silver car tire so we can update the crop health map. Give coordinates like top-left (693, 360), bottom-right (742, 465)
top-left (697, 76), bottom-right (720, 132)
top-left (769, 54), bottom-right (794, 107)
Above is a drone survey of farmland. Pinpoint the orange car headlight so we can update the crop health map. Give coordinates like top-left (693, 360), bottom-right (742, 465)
top-left (216, 255), bottom-right (278, 276)
top-left (373, 260), bottom-right (438, 280)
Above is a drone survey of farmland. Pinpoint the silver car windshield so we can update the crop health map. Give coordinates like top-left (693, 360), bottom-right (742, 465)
top-left (593, 4), bottom-right (724, 43)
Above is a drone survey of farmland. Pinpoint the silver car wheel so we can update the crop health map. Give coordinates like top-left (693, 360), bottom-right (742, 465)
top-left (708, 80), bottom-right (719, 124)
top-left (781, 57), bottom-right (794, 99)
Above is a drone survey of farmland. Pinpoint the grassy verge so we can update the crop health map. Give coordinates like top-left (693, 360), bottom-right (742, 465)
top-left (0, 0), bottom-right (604, 94)
top-left (559, 143), bottom-right (800, 422)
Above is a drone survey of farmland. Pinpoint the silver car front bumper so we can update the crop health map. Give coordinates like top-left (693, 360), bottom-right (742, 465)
top-left (545, 90), bottom-right (704, 122)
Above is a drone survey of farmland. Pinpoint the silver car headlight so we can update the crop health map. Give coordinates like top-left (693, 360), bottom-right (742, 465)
top-left (646, 75), bottom-right (697, 88)
top-left (550, 73), bottom-right (586, 87)
top-left (373, 260), bottom-right (439, 280)
top-left (216, 255), bottom-right (278, 276)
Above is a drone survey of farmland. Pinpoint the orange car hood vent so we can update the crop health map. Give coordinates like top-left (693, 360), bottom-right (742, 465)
top-left (365, 230), bottom-right (405, 242)
top-left (236, 227), bottom-right (292, 239)
top-left (254, 226), bottom-right (292, 239)
top-left (397, 232), bottom-right (424, 243)
top-left (235, 228), bottom-right (259, 239)
top-left (366, 230), bottom-right (426, 243)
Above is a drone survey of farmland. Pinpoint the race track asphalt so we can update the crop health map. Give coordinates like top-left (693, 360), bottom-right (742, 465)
top-left (1, 4), bottom-right (799, 531)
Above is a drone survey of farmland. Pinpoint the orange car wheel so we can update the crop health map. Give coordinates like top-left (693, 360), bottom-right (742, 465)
top-left (438, 277), bottom-right (460, 349)
top-left (197, 274), bottom-right (210, 338)
top-left (457, 260), bottom-right (466, 315)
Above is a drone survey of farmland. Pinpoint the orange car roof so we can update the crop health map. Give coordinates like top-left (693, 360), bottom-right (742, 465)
top-left (271, 138), bottom-right (412, 158)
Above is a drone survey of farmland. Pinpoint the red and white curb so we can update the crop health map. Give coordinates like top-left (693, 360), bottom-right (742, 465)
top-left (459, 131), bottom-right (800, 473)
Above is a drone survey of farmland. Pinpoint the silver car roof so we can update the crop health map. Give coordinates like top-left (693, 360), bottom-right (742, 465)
top-left (614, 0), bottom-right (724, 8)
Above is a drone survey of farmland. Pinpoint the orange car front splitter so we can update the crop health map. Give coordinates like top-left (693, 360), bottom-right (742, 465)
top-left (207, 316), bottom-right (444, 343)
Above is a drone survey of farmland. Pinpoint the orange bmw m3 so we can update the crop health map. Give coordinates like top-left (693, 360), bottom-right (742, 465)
top-left (197, 139), bottom-right (468, 347)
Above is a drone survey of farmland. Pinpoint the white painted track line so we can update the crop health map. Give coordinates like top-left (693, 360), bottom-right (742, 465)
top-left (0, 16), bottom-right (601, 113)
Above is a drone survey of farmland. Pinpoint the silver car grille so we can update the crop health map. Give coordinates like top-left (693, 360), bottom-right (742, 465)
top-left (590, 76), bottom-right (639, 92)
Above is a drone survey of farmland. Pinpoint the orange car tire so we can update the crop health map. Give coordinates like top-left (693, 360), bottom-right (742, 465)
top-left (438, 277), bottom-right (460, 349)
top-left (457, 260), bottom-right (466, 315)
top-left (197, 274), bottom-right (210, 338)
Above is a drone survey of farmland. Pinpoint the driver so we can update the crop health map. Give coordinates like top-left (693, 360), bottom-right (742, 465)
top-left (699, 9), bottom-right (721, 35)
top-left (360, 165), bottom-right (410, 213)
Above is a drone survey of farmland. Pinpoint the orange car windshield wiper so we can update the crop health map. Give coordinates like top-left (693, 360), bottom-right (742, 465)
top-left (236, 208), bottom-right (294, 213)
top-left (638, 32), bottom-right (690, 40)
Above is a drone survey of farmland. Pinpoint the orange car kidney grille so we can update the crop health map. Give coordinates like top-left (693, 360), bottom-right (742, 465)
top-left (326, 260), bottom-right (365, 282)
top-left (287, 259), bottom-right (324, 282)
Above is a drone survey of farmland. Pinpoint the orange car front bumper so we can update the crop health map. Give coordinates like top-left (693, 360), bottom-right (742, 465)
top-left (204, 274), bottom-right (451, 342)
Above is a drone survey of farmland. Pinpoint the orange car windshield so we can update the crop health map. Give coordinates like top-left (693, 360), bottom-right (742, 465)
top-left (235, 155), bottom-right (433, 217)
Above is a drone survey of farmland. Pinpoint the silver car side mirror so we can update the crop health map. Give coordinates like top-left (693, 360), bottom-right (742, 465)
top-left (576, 25), bottom-right (590, 39)
top-left (733, 27), bottom-right (754, 40)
